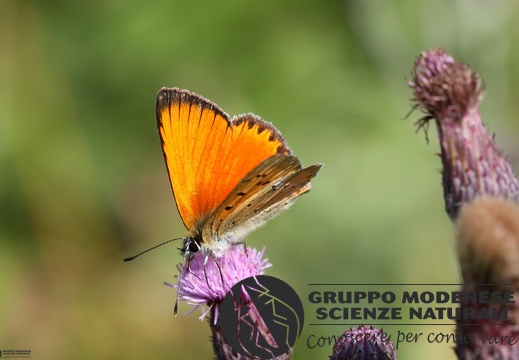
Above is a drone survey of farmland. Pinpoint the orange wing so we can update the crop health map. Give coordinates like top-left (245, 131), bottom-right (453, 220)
top-left (156, 88), bottom-right (290, 230)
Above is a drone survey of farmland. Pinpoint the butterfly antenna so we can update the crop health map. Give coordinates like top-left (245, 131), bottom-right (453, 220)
top-left (123, 238), bottom-right (183, 262)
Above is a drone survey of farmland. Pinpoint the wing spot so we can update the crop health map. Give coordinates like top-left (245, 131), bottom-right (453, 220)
top-left (237, 191), bottom-right (246, 196)
top-left (225, 205), bottom-right (233, 211)
top-left (256, 180), bottom-right (270, 186)
top-left (247, 203), bottom-right (252, 207)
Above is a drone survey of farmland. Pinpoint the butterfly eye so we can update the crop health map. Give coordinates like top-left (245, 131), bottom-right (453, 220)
top-left (188, 240), bottom-right (200, 253)
top-left (181, 238), bottom-right (201, 255)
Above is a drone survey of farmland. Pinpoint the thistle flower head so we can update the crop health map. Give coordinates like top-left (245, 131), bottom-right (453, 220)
top-left (166, 246), bottom-right (271, 321)
top-left (408, 48), bottom-right (519, 219)
top-left (330, 325), bottom-right (396, 360)
top-left (410, 48), bottom-right (482, 122)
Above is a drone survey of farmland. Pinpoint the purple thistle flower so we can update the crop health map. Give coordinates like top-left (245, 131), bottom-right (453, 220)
top-left (330, 325), bottom-right (396, 360)
top-left (408, 48), bottom-right (519, 219)
top-left (455, 197), bottom-right (519, 359)
top-left (166, 245), bottom-right (271, 321)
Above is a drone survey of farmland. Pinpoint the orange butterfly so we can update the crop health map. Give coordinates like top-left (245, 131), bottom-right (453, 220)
top-left (156, 88), bottom-right (321, 261)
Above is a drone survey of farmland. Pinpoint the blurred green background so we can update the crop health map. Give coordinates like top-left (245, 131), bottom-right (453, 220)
top-left (2, 0), bottom-right (519, 359)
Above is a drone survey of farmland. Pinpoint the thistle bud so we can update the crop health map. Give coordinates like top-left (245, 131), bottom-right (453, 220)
top-left (330, 325), bottom-right (396, 360)
top-left (409, 48), bottom-right (519, 219)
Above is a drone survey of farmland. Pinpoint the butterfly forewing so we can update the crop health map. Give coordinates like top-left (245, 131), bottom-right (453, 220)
top-left (156, 88), bottom-right (290, 232)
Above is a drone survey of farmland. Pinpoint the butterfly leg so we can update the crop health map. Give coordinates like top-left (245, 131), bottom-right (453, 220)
top-left (231, 241), bottom-right (249, 257)
top-left (213, 253), bottom-right (225, 287)
top-left (173, 248), bottom-right (201, 316)
top-left (203, 253), bottom-right (225, 289)
top-left (175, 253), bottom-right (191, 316)
top-left (185, 255), bottom-right (202, 281)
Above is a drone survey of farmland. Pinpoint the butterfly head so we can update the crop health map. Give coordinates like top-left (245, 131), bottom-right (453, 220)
top-left (180, 235), bottom-right (202, 258)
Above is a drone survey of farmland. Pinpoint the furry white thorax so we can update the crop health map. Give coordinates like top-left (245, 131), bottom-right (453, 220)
top-left (197, 237), bottom-right (230, 258)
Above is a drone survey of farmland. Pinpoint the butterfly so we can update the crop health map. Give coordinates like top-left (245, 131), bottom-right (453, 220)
top-left (156, 87), bottom-right (321, 255)
top-left (136, 88), bottom-right (321, 313)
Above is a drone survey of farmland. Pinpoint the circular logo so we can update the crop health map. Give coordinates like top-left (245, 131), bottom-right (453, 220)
top-left (219, 275), bottom-right (304, 358)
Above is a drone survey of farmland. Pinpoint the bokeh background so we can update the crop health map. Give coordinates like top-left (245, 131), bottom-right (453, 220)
top-left (2, 1), bottom-right (519, 359)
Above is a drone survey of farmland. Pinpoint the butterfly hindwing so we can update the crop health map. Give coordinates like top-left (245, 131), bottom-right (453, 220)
top-left (249, 163), bottom-right (322, 216)
top-left (221, 163), bottom-right (322, 242)
top-left (204, 155), bottom-right (321, 244)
